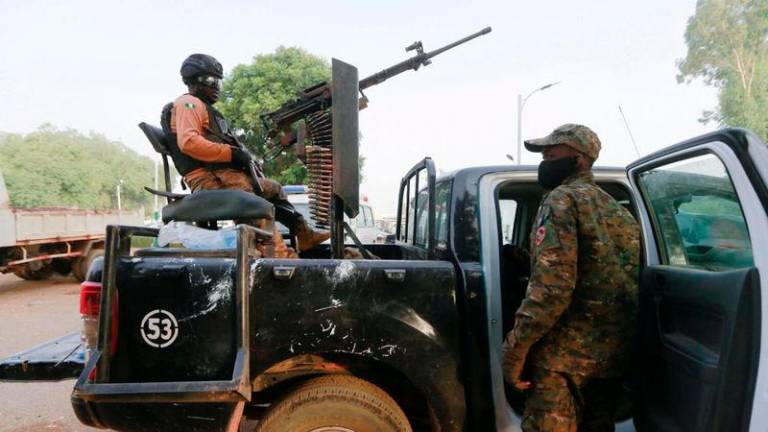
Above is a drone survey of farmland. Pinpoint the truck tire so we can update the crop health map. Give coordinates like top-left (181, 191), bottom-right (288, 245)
top-left (51, 258), bottom-right (73, 275)
top-left (253, 375), bottom-right (412, 432)
top-left (72, 249), bottom-right (104, 282)
top-left (13, 262), bottom-right (54, 280)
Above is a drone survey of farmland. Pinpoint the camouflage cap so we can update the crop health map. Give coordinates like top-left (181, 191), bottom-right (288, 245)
top-left (524, 124), bottom-right (601, 160)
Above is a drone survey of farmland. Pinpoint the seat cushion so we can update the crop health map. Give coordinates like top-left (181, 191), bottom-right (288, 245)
top-left (162, 189), bottom-right (274, 223)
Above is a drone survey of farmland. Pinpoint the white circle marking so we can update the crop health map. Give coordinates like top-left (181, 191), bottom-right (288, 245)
top-left (140, 309), bottom-right (179, 348)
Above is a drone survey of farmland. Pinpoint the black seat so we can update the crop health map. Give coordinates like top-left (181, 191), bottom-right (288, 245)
top-left (139, 122), bottom-right (181, 204)
top-left (162, 189), bottom-right (274, 223)
top-left (139, 122), bottom-right (170, 155)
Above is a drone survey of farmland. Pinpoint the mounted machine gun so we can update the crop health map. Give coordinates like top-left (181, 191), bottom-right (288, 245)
top-left (260, 27), bottom-right (492, 257)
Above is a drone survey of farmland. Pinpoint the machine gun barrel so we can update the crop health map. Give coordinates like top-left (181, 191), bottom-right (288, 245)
top-left (358, 26), bottom-right (492, 90)
top-left (260, 26), bottom-right (492, 146)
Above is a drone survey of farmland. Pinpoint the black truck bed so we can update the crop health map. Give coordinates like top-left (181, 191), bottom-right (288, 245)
top-left (72, 225), bottom-right (464, 431)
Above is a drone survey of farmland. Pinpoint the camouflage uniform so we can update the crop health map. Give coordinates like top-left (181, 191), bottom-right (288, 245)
top-left (184, 167), bottom-right (288, 202)
top-left (502, 124), bottom-right (640, 431)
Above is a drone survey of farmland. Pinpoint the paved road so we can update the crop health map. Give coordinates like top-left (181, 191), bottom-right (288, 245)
top-left (0, 273), bottom-right (98, 432)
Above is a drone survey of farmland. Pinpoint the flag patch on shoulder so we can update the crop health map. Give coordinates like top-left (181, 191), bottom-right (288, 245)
top-left (184, 102), bottom-right (196, 109)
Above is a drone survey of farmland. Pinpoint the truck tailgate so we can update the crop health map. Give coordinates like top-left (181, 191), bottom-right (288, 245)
top-left (0, 332), bottom-right (83, 381)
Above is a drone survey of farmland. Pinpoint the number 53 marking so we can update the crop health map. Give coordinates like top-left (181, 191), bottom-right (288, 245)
top-left (140, 309), bottom-right (179, 348)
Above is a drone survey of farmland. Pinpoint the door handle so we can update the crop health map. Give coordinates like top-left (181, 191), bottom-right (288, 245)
top-left (384, 269), bottom-right (406, 283)
top-left (273, 266), bottom-right (296, 280)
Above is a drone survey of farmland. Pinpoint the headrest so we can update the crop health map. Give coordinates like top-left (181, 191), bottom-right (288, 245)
top-left (139, 122), bottom-right (170, 156)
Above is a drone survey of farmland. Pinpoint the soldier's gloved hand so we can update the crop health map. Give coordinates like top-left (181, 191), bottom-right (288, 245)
top-left (231, 148), bottom-right (254, 168)
top-left (279, 126), bottom-right (297, 147)
top-left (502, 334), bottom-right (533, 392)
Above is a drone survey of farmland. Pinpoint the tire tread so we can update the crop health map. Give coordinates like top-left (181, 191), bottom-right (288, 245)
top-left (255, 374), bottom-right (411, 432)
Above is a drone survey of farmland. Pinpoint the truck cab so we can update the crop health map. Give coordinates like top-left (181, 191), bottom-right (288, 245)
top-left (3, 128), bottom-right (767, 431)
top-left (454, 128), bottom-right (767, 431)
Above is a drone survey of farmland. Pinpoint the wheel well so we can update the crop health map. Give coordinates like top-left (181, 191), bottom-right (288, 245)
top-left (250, 353), bottom-right (436, 431)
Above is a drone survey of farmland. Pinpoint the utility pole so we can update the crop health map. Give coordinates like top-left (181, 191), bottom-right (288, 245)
top-left (153, 160), bottom-right (159, 218)
top-left (516, 94), bottom-right (523, 164)
top-left (116, 179), bottom-right (124, 224)
top-left (517, 81), bottom-right (561, 164)
top-left (116, 180), bottom-right (123, 211)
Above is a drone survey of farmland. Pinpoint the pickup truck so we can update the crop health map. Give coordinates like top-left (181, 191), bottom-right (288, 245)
top-left (0, 169), bottom-right (143, 281)
top-left (3, 128), bottom-right (767, 431)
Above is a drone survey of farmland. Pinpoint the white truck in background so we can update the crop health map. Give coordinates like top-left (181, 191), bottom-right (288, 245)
top-left (0, 169), bottom-right (143, 281)
top-left (278, 185), bottom-right (387, 244)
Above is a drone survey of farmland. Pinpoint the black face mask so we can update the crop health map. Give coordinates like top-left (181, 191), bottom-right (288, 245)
top-left (538, 156), bottom-right (578, 190)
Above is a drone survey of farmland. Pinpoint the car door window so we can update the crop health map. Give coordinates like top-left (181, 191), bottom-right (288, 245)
top-left (498, 199), bottom-right (518, 244)
top-left (409, 180), bottom-right (452, 248)
top-left (636, 153), bottom-right (753, 271)
top-left (434, 181), bottom-right (451, 249)
top-left (364, 207), bottom-right (374, 227)
top-left (413, 189), bottom-right (430, 247)
top-left (361, 206), bottom-right (369, 227)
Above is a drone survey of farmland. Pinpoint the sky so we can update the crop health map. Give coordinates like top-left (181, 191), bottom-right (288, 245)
top-left (0, 0), bottom-right (718, 216)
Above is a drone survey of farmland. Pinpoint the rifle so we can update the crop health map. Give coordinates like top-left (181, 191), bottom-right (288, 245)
top-left (260, 26), bottom-right (492, 160)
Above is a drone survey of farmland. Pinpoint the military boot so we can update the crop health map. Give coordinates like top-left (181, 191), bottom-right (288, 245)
top-left (272, 226), bottom-right (298, 259)
top-left (295, 217), bottom-right (331, 252)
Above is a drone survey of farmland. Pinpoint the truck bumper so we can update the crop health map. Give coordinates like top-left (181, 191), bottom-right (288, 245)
top-left (71, 348), bottom-right (249, 431)
top-left (70, 393), bottom-right (244, 431)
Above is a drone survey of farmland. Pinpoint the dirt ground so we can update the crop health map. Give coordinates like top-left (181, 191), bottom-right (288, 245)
top-left (0, 273), bottom-right (99, 431)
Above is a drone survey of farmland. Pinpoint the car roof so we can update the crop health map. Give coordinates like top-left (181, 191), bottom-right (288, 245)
top-left (437, 165), bottom-right (627, 183)
top-left (283, 185), bottom-right (308, 194)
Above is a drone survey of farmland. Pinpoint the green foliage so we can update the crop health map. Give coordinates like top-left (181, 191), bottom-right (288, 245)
top-left (678, 0), bottom-right (768, 139)
top-left (0, 125), bottom-right (154, 210)
top-left (218, 47), bottom-right (331, 184)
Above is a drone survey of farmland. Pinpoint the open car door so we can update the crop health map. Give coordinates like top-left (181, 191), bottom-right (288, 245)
top-left (628, 128), bottom-right (768, 431)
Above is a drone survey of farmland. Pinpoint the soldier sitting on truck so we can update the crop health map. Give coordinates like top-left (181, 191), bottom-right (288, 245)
top-left (161, 53), bottom-right (330, 254)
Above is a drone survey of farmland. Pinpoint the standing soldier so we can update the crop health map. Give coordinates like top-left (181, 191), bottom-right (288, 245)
top-left (503, 124), bottom-right (640, 431)
top-left (162, 53), bottom-right (330, 253)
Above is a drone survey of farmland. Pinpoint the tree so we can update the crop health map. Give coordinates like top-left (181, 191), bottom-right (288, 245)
top-left (218, 47), bottom-right (331, 185)
top-left (0, 125), bottom-right (154, 210)
top-left (678, 0), bottom-right (768, 139)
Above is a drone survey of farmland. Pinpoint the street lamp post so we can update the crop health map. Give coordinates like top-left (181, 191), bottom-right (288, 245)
top-left (153, 160), bottom-right (159, 217)
top-left (116, 180), bottom-right (123, 212)
top-left (116, 179), bottom-right (124, 223)
top-left (516, 81), bottom-right (561, 164)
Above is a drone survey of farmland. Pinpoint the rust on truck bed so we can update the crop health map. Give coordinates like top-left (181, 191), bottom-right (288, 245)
top-left (252, 354), bottom-right (348, 391)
